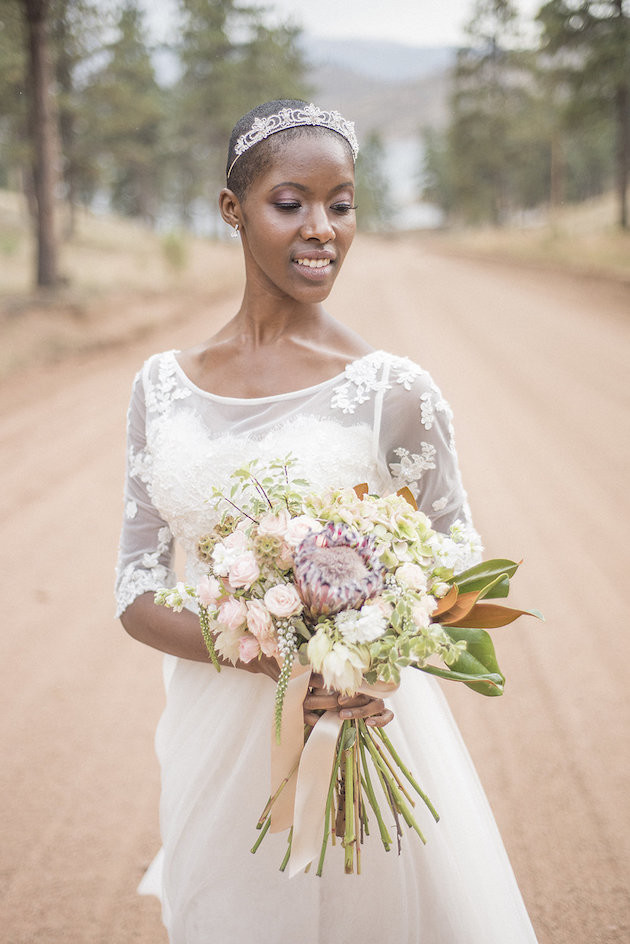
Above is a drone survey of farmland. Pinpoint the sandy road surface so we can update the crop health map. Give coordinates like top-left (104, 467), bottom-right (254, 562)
top-left (1, 235), bottom-right (628, 944)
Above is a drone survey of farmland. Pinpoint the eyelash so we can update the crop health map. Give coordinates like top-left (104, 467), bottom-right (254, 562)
top-left (274, 203), bottom-right (357, 215)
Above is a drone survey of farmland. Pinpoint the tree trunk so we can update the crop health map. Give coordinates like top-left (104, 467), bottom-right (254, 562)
top-left (23, 0), bottom-right (60, 286)
top-left (615, 81), bottom-right (629, 230)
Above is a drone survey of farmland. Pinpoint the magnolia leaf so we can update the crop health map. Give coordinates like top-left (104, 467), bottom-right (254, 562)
top-left (447, 603), bottom-right (544, 629)
top-left (444, 626), bottom-right (505, 695)
top-left (353, 482), bottom-right (369, 500)
top-left (396, 486), bottom-right (418, 510)
top-left (436, 589), bottom-right (483, 625)
top-left (453, 559), bottom-right (521, 598)
top-left (418, 663), bottom-right (504, 696)
top-left (432, 584), bottom-right (459, 616)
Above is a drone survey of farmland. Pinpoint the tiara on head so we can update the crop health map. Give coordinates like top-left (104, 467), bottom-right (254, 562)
top-left (227, 103), bottom-right (359, 178)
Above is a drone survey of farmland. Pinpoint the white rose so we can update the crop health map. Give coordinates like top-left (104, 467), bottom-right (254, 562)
top-left (264, 583), bottom-right (303, 618)
top-left (395, 562), bottom-right (427, 591)
top-left (284, 515), bottom-right (323, 546)
top-left (412, 594), bottom-right (438, 629)
top-left (257, 510), bottom-right (290, 538)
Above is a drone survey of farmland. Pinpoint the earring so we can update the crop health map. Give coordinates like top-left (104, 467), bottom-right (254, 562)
top-left (231, 223), bottom-right (240, 239)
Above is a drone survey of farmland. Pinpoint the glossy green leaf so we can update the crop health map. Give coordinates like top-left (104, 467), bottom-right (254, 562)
top-left (452, 559), bottom-right (520, 598)
top-left (443, 626), bottom-right (505, 696)
top-left (418, 663), bottom-right (504, 695)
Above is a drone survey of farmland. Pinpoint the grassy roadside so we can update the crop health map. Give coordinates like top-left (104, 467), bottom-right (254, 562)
top-left (0, 190), bottom-right (244, 379)
top-left (418, 193), bottom-right (630, 284)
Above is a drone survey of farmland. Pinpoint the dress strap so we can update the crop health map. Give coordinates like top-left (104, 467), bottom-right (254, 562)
top-left (371, 357), bottom-right (390, 463)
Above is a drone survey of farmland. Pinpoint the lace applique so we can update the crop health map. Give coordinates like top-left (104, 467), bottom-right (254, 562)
top-left (115, 561), bottom-right (171, 618)
top-left (432, 497), bottom-right (448, 513)
top-left (420, 390), bottom-right (449, 431)
top-left (388, 444), bottom-right (437, 496)
top-left (331, 352), bottom-right (424, 415)
top-left (144, 352), bottom-right (191, 416)
top-left (125, 500), bottom-right (138, 520)
top-left (128, 443), bottom-right (153, 485)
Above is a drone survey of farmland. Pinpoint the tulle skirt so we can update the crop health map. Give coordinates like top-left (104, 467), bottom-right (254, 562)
top-left (140, 657), bottom-right (538, 943)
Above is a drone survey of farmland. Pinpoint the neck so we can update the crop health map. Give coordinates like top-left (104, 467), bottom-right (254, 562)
top-left (227, 283), bottom-right (328, 350)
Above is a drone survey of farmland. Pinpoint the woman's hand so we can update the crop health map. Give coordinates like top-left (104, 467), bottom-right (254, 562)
top-left (304, 673), bottom-right (394, 728)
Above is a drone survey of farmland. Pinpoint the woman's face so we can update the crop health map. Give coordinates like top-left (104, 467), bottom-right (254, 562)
top-left (235, 132), bottom-right (356, 305)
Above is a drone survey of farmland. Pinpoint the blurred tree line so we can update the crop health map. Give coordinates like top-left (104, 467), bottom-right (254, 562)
top-left (0, 0), bottom-right (389, 287)
top-left (423, 0), bottom-right (629, 229)
top-left (0, 0), bottom-right (313, 285)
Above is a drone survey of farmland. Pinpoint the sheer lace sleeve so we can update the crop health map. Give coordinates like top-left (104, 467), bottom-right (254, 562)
top-left (115, 368), bottom-right (175, 618)
top-left (380, 359), bottom-right (482, 569)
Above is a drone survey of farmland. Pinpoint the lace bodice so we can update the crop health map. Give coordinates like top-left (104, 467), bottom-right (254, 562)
top-left (115, 350), bottom-right (481, 617)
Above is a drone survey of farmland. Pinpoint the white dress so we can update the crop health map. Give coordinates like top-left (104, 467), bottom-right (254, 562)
top-left (115, 349), bottom-right (538, 944)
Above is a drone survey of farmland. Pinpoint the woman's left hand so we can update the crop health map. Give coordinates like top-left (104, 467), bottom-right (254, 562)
top-left (304, 673), bottom-right (394, 728)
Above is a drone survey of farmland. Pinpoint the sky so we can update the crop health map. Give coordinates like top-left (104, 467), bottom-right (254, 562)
top-left (263, 0), bottom-right (542, 47)
top-left (144, 0), bottom-right (543, 49)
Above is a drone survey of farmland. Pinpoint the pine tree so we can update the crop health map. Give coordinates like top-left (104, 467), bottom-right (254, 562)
top-left (447, 0), bottom-right (541, 224)
top-left (21, 0), bottom-right (61, 285)
top-left (83, 1), bottom-right (164, 223)
top-left (537, 0), bottom-right (630, 228)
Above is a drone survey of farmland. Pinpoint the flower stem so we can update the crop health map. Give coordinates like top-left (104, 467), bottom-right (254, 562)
top-left (359, 733), bottom-right (391, 851)
top-left (199, 604), bottom-right (221, 672)
top-left (256, 756), bottom-right (300, 829)
top-left (343, 730), bottom-right (356, 873)
top-left (279, 827), bottom-right (293, 872)
top-left (376, 727), bottom-right (439, 822)
top-left (317, 725), bottom-right (345, 876)
top-left (250, 815), bottom-right (271, 854)
top-left (353, 725), bottom-right (362, 875)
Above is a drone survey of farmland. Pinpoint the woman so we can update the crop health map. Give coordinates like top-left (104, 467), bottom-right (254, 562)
top-left (116, 100), bottom-right (538, 943)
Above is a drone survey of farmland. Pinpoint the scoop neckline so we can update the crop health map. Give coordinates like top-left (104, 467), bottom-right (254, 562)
top-left (168, 348), bottom-right (384, 404)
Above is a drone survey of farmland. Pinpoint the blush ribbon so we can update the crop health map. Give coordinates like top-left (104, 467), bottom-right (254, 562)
top-left (269, 663), bottom-right (397, 878)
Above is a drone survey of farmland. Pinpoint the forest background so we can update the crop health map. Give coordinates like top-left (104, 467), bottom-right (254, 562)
top-left (0, 0), bottom-right (628, 295)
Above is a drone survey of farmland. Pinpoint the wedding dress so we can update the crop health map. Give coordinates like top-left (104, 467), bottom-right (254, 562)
top-left (115, 349), bottom-right (538, 944)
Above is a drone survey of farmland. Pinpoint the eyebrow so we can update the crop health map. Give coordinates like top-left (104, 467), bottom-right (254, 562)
top-left (269, 181), bottom-right (354, 195)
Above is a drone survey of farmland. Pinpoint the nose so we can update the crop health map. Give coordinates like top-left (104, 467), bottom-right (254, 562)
top-left (300, 204), bottom-right (335, 242)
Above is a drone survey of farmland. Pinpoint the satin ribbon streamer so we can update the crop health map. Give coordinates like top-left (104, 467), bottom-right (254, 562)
top-left (269, 665), bottom-right (397, 878)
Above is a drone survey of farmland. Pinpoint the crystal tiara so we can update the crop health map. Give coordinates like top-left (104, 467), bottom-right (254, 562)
top-left (227, 103), bottom-right (359, 178)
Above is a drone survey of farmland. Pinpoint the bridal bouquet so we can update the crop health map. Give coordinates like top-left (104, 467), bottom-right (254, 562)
top-left (155, 457), bottom-right (541, 876)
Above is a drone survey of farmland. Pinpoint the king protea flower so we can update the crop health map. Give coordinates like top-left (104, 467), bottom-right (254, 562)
top-left (293, 522), bottom-right (385, 617)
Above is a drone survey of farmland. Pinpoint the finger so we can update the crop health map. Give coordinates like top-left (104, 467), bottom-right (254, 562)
top-left (365, 708), bottom-right (395, 728)
top-left (337, 693), bottom-right (371, 709)
top-left (338, 698), bottom-right (385, 721)
top-left (304, 692), bottom-right (339, 711)
top-left (304, 711), bottom-right (323, 727)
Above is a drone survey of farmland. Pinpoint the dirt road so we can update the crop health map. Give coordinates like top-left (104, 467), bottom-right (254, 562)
top-left (1, 235), bottom-right (628, 943)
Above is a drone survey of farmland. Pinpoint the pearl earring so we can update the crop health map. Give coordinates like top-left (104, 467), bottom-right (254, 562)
top-left (231, 223), bottom-right (240, 239)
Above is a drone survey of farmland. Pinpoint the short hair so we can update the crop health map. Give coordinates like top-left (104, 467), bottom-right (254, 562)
top-left (226, 99), bottom-right (355, 200)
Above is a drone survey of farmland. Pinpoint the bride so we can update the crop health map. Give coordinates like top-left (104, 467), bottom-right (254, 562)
top-left (115, 100), bottom-right (538, 943)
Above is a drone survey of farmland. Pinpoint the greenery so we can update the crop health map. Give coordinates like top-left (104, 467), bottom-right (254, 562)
top-left (423, 0), bottom-right (629, 228)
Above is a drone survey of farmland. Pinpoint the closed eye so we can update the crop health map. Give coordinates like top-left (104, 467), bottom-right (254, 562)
top-left (331, 203), bottom-right (357, 214)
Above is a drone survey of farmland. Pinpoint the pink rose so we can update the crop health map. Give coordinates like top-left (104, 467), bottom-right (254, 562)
top-left (228, 551), bottom-right (260, 589)
top-left (285, 515), bottom-right (323, 546)
top-left (246, 599), bottom-right (273, 639)
top-left (238, 633), bottom-right (261, 664)
top-left (197, 575), bottom-right (223, 607)
top-left (223, 530), bottom-right (249, 553)
top-left (264, 583), bottom-right (303, 618)
top-left (257, 510), bottom-right (290, 538)
top-left (218, 596), bottom-right (247, 632)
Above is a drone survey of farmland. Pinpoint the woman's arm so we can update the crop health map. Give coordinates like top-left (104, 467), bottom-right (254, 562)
top-left (120, 591), bottom-right (280, 678)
